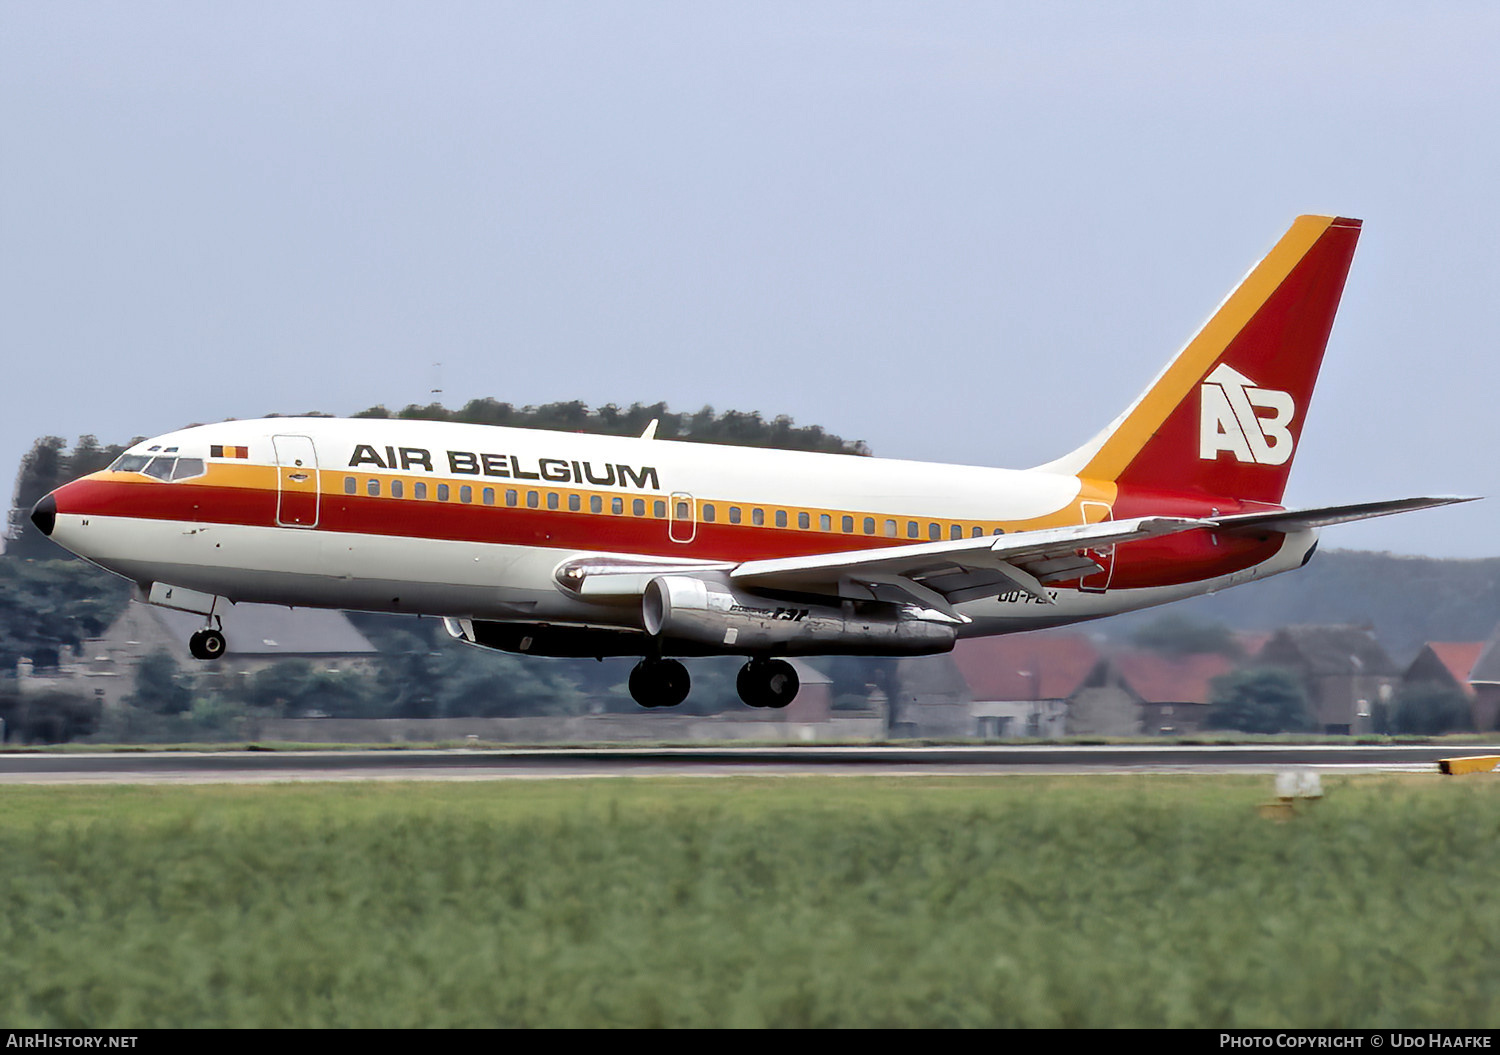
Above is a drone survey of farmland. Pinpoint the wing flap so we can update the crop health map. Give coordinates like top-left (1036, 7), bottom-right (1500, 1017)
top-left (731, 516), bottom-right (1209, 609)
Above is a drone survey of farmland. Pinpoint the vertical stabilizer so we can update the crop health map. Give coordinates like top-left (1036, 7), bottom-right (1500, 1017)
top-left (1042, 215), bottom-right (1362, 505)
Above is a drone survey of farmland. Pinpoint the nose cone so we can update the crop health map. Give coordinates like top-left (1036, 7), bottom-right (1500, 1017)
top-left (30, 493), bottom-right (56, 537)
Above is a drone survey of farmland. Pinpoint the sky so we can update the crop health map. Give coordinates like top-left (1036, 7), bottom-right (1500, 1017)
top-left (3, 2), bottom-right (1497, 557)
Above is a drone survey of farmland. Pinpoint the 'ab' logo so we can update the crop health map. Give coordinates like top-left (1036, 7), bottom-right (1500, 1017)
top-left (1198, 364), bottom-right (1296, 465)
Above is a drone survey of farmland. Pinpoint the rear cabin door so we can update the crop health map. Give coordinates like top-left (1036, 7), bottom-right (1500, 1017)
top-left (1078, 500), bottom-right (1114, 593)
top-left (273, 434), bottom-right (321, 528)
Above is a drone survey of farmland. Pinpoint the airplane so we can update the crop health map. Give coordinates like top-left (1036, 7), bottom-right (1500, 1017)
top-left (29, 215), bottom-right (1472, 709)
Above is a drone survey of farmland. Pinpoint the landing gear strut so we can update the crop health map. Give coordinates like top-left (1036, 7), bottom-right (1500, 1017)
top-left (629, 657), bottom-right (691, 708)
top-left (189, 627), bottom-right (227, 661)
top-left (737, 658), bottom-right (799, 709)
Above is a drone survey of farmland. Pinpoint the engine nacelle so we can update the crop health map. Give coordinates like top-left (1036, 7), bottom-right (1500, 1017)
top-left (642, 574), bottom-right (958, 656)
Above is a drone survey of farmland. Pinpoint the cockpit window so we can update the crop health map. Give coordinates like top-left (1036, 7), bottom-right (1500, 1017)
top-left (110, 453), bottom-right (207, 482)
top-left (142, 457), bottom-right (176, 481)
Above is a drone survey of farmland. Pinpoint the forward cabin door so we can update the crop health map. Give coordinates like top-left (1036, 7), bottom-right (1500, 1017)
top-left (273, 434), bottom-right (321, 528)
top-left (669, 492), bottom-right (696, 544)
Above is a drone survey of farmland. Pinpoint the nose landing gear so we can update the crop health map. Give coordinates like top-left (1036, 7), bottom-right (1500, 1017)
top-left (188, 627), bottom-right (227, 660)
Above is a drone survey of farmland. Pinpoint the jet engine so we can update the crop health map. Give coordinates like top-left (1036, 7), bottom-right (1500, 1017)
top-left (641, 574), bottom-right (957, 656)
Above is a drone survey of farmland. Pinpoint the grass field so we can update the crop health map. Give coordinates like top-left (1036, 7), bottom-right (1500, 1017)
top-left (2, 774), bottom-right (1498, 1028)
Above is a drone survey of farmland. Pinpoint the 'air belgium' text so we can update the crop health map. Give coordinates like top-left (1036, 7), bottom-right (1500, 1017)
top-left (348, 445), bottom-right (661, 491)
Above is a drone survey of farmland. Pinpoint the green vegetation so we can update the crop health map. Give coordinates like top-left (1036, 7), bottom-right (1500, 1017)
top-left (1390, 683), bottom-right (1474, 736)
top-left (1204, 667), bottom-right (1318, 734)
top-left (2, 775), bottom-right (1498, 1027)
top-left (1106, 549), bottom-right (1500, 662)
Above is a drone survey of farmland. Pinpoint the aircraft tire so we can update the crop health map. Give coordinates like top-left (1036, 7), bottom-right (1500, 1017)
top-left (189, 628), bottom-right (227, 661)
top-left (628, 658), bottom-right (690, 708)
top-left (737, 659), bottom-right (799, 709)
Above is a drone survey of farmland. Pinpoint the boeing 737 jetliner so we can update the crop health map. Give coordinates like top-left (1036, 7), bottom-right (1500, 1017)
top-left (30, 216), bottom-right (1470, 707)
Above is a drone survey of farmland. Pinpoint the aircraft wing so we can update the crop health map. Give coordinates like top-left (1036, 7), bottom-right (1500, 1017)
top-left (729, 516), bottom-right (1209, 614)
top-left (1206, 496), bottom-right (1477, 534)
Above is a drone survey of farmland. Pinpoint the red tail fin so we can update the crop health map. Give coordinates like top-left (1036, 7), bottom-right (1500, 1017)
top-left (1047, 215), bottom-right (1362, 506)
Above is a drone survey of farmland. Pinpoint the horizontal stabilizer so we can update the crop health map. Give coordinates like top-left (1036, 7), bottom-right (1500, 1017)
top-left (1207, 496), bottom-right (1478, 534)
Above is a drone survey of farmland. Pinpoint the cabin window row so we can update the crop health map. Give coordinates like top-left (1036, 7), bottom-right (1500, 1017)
top-left (342, 476), bottom-right (1006, 539)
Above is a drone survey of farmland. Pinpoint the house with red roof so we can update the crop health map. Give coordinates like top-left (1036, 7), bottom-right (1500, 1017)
top-left (948, 633), bottom-right (1101, 737)
top-left (1078, 651), bottom-right (1236, 736)
top-left (1402, 642), bottom-right (1483, 698)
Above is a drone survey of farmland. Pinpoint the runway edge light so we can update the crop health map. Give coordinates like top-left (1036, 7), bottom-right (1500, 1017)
top-left (1258, 768), bottom-right (1323, 820)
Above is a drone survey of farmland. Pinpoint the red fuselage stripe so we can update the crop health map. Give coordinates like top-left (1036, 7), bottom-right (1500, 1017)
top-left (53, 476), bottom-right (1280, 590)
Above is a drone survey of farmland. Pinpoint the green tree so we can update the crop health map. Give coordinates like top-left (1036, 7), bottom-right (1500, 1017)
top-left (124, 651), bottom-right (195, 715)
top-left (1129, 613), bottom-right (1243, 658)
top-left (1391, 683), bottom-right (1473, 735)
top-left (1204, 667), bottom-right (1317, 734)
top-left (0, 682), bottom-right (101, 743)
top-left (0, 559), bottom-right (130, 672)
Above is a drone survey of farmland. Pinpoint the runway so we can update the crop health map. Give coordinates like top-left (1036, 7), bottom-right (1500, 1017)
top-left (2, 743), bottom-right (1496, 784)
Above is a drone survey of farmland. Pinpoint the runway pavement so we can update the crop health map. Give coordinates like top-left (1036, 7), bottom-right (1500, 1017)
top-left (2, 743), bottom-right (1496, 783)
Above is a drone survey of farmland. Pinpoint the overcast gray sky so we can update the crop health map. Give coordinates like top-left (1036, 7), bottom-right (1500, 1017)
top-left (4, 2), bottom-right (1496, 556)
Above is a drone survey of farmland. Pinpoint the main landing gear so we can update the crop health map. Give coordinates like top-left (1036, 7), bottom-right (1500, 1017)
top-left (736, 658), bottom-right (800, 709)
top-left (626, 656), bottom-right (801, 710)
top-left (628, 658), bottom-right (690, 708)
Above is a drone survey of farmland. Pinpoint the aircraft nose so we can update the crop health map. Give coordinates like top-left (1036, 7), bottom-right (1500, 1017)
top-left (30, 493), bottom-right (56, 537)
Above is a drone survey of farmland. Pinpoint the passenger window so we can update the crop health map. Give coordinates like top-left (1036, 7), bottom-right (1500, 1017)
top-left (676, 501), bottom-right (690, 520)
top-left (654, 500), bottom-right (666, 518)
top-left (612, 497), bottom-right (623, 514)
top-left (884, 520), bottom-right (897, 537)
top-left (993, 527), bottom-right (1005, 535)
top-left (483, 488), bottom-right (494, 505)
top-left (951, 525), bottom-right (963, 540)
top-left (527, 491), bottom-right (539, 508)
top-left (460, 486), bottom-right (472, 503)
top-left (907, 522), bottom-right (919, 539)
top-left (367, 479), bottom-right (380, 497)
top-left (414, 481), bottom-right (428, 500)
top-left (437, 484), bottom-right (449, 501)
top-left (633, 499), bottom-right (646, 516)
top-left (864, 517), bottom-right (875, 535)
top-left (842, 516), bottom-right (854, 533)
top-left (752, 508), bottom-right (765, 526)
top-left (506, 489), bottom-right (517, 506)
top-left (928, 523), bottom-right (940, 541)
top-left (568, 494), bottom-right (580, 512)
top-left (972, 526), bottom-right (984, 538)
top-left (344, 477), bottom-right (357, 495)
top-left (820, 514), bottom-right (831, 531)
top-left (702, 504), bottom-right (716, 523)
top-left (798, 512), bottom-right (810, 530)
top-left (392, 480), bottom-right (405, 499)
top-left (729, 506), bottom-right (742, 525)
top-left (590, 495), bottom-right (602, 513)
top-left (775, 510), bottom-right (787, 528)
top-left (546, 492), bottom-right (558, 510)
